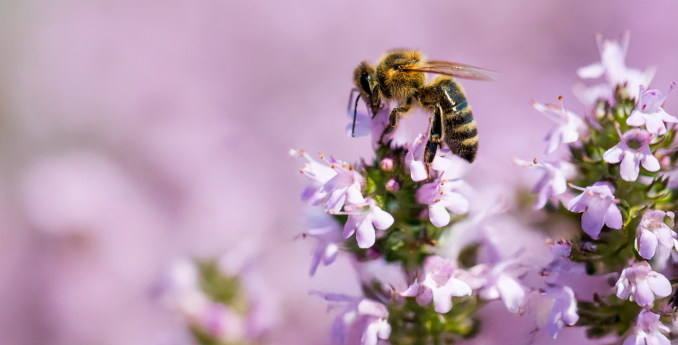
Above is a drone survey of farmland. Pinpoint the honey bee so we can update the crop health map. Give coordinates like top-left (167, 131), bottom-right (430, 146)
top-left (349, 49), bottom-right (494, 177)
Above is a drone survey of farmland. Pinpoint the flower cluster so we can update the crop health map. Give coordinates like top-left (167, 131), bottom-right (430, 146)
top-left (519, 32), bottom-right (677, 343)
top-left (293, 31), bottom-right (678, 345)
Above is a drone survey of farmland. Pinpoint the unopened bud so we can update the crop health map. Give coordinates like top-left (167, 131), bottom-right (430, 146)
top-left (660, 156), bottom-right (671, 169)
top-left (380, 158), bottom-right (394, 171)
top-left (386, 179), bottom-right (400, 192)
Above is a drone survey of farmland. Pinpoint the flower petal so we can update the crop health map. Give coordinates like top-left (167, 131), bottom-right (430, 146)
top-left (496, 274), bottom-right (525, 314)
top-left (647, 273), bottom-right (672, 298)
top-left (626, 110), bottom-right (646, 126)
top-left (645, 113), bottom-right (668, 135)
top-left (567, 193), bottom-right (587, 213)
top-left (639, 145), bottom-right (660, 172)
top-left (356, 218), bottom-right (376, 249)
top-left (620, 151), bottom-right (640, 181)
top-left (603, 146), bottom-right (624, 164)
top-left (431, 286), bottom-right (453, 313)
top-left (429, 203), bottom-right (451, 227)
top-left (577, 62), bottom-right (605, 79)
top-left (605, 203), bottom-right (623, 230)
top-left (409, 161), bottom-right (428, 182)
top-left (633, 279), bottom-right (655, 307)
top-left (637, 229), bottom-right (658, 260)
top-left (415, 286), bottom-right (433, 307)
top-left (370, 206), bottom-right (395, 230)
top-left (580, 199), bottom-right (608, 238)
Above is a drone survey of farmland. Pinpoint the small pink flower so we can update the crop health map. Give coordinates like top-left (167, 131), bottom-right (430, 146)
top-left (310, 292), bottom-right (390, 345)
top-left (472, 262), bottom-right (527, 314)
top-left (333, 199), bottom-right (394, 249)
top-left (400, 256), bottom-right (472, 313)
top-left (623, 309), bottom-right (670, 345)
top-left (635, 210), bottom-right (678, 263)
top-left (319, 156), bottom-right (365, 213)
top-left (615, 261), bottom-right (672, 307)
top-left (416, 175), bottom-right (469, 227)
top-left (603, 128), bottom-right (659, 181)
top-left (543, 286), bottom-right (579, 339)
top-left (567, 182), bottom-right (622, 239)
top-left (291, 149), bottom-right (338, 206)
top-left (577, 31), bottom-right (655, 97)
top-left (513, 158), bottom-right (575, 210)
top-left (627, 83), bottom-right (677, 135)
top-left (405, 133), bottom-right (453, 182)
top-left (530, 99), bottom-right (585, 154)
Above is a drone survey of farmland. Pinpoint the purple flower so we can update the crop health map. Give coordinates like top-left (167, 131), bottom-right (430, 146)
top-left (406, 133), bottom-right (454, 181)
top-left (530, 99), bottom-right (585, 154)
top-left (615, 261), bottom-right (672, 307)
top-left (311, 292), bottom-right (390, 345)
top-left (333, 198), bottom-right (394, 249)
top-left (577, 31), bottom-right (655, 97)
top-left (320, 156), bottom-right (366, 213)
top-left (400, 256), bottom-right (472, 313)
top-left (513, 158), bottom-right (575, 210)
top-left (291, 149), bottom-right (338, 206)
top-left (627, 83), bottom-right (677, 135)
top-left (567, 182), bottom-right (622, 239)
top-left (603, 128), bottom-right (659, 181)
top-left (635, 210), bottom-right (678, 263)
top-left (543, 286), bottom-right (579, 339)
top-left (542, 239), bottom-right (585, 281)
top-left (475, 263), bottom-right (527, 314)
top-left (300, 225), bottom-right (341, 276)
top-left (623, 309), bottom-right (670, 345)
top-left (416, 175), bottom-right (469, 227)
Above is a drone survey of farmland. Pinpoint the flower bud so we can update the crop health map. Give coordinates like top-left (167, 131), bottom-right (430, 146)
top-left (385, 179), bottom-right (399, 192)
top-left (660, 156), bottom-right (671, 169)
top-left (380, 158), bottom-right (394, 171)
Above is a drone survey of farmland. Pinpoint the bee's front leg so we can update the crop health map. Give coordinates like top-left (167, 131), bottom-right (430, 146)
top-left (380, 98), bottom-right (413, 142)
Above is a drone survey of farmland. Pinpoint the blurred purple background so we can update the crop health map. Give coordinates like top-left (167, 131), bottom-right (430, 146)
top-left (0, 1), bottom-right (677, 344)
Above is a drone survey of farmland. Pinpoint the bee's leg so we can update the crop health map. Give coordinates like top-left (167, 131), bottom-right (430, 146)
top-left (381, 97), bottom-right (412, 139)
top-left (423, 141), bottom-right (439, 181)
top-left (351, 93), bottom-right (362, 137)
top-left (370, 85), bottom-right (383, 118)
top-left (424, 105), bottom-right (445, 180)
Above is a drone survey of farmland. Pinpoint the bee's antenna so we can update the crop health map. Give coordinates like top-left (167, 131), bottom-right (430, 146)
top-left (352, 93), bottom-right (362, 137)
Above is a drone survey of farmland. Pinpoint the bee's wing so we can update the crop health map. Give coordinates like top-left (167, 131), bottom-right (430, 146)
top-left (403, 60), bottom-right (496, 81)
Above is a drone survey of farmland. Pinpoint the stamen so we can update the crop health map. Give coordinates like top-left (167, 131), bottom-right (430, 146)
top-left (319, 152), bottom-right (324, 159)
top-left (434, 198), bottom-right (441, 203)
top-left (567, 182), bottom-right (587, 191)
top-left (440, 190), bottom-right (444, 195)
top-left (300, 169), bottom-right (305, 174)
top-left (598, 194), bottom-right (605, 200)
top-left (587, 191), bottom-right (594, 196)
top-left (533, 158), bottom-right (538, 164)
top-left (614, 122), bottom-right (623, 139)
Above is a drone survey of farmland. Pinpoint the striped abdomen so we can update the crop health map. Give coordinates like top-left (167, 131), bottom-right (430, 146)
top-left (442, 82), bottom-right (478, 162)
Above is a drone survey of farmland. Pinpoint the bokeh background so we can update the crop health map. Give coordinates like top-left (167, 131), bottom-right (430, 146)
top-left (0, 1), bottom-right (677, 344)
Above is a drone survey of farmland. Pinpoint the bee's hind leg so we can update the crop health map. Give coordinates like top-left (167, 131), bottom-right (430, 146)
top-left (423, 105), bottom-right (445, 180)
